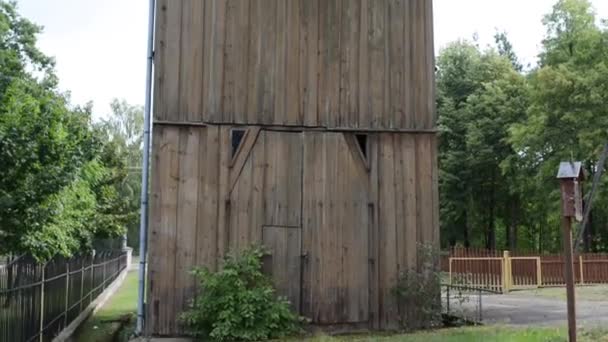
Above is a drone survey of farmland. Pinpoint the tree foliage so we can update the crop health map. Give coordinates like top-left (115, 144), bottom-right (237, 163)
top-left (95, 99), bottom-right (144, 252)
top-left (440, 0), bottom-right (608, 252)
top-left (0, 1), bottom-right (135, 260)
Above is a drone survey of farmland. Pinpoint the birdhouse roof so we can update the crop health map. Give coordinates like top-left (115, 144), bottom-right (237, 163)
top-left (557, 161), bottom-right (584, 179)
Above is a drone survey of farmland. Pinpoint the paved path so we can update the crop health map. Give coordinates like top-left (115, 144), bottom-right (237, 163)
top-left (472, 293), bottom-right (608, 327)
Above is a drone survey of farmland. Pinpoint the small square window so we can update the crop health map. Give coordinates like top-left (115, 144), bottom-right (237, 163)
top-left (231, 129), bottom-right (246, 157)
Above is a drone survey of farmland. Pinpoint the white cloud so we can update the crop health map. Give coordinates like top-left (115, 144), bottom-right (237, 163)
top-left (434, 0), bottom-right (608, 68)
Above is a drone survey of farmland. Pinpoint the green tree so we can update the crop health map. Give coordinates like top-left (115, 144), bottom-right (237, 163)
top-left (96, 99), bottom-right (143, 252)
top-left (511, 0), bottom-right (608, 252)
top-left (0, 1), bottom-right (130, 259)
top-left (438, 39), bottom-right (529, 250)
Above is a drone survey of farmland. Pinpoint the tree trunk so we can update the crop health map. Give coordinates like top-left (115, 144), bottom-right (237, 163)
top-left (509, 200), bottom-right (518, 251)
top-left (584, 208), bottom-right (594, 252)
top-left (486, 177), bottom-right (497, 250)
top-left (463, 211), bottom-right (470, 248)
top-left (538, 223), bottom-right (543, 254)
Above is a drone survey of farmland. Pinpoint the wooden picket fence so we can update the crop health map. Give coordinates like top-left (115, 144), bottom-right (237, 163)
top-left (442, 247), bottom-right (608, 293)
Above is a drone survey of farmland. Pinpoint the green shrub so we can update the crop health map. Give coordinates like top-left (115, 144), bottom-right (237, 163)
top-left (392, 244), bottom-right (442, 331)
top-left (181, 246), bottom-right (301, 341)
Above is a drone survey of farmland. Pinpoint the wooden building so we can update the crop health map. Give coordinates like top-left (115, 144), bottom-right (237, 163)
top-left (147, 0), bottom-right (438, 336)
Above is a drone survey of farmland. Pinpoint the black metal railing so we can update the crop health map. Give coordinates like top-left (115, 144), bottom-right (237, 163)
top-left (442, 283), bottom-right (499, 324)
top-left (0, 250), bottom-right (128, 342)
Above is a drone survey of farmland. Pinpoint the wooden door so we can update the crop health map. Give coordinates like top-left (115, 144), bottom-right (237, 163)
top-left (262, 226), bottom-right (302, 311)
top-left (301, 132), bottom-right (371, 324)
top-left (228, 129), bottom-right (303, 312)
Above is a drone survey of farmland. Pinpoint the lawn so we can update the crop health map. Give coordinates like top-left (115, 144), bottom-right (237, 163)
top-left (294, 326), bottom-right (608, 342)
top-left (73, 271), bottom-right (138, 342)
top-left (511, 285), bottom-right (608, 301)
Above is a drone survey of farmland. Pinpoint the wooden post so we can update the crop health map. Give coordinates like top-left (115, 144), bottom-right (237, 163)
top-left (561, 216), bottom-right (577, 342)
top-left (39, 264), bottom-right (45, 342)
top-left (579, 255), bottom-right (584, 285)
top-left (557, 162), bottom-right (584, 342)
top-left (448, 258), bottom-right (452, 285)
top-left (503, 251), bottom-right (510, 293)
top-left (536, 257), bottom-right (542, 288)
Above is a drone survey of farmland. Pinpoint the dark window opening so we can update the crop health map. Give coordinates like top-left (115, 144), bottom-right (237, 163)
top-left (355, 134), bottom-right (368, 158)
top-left (231, 129), bottom-right (246, 157)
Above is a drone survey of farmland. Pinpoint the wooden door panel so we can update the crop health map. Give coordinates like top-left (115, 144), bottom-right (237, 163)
top-left (263, 132), bottom-right (303, 227)
top-left (302, 132), bottom-right (371, 324)
top-left (262, 226), bottom-right (302, 312)
top-left (228, 130), bottom-right (304, 313)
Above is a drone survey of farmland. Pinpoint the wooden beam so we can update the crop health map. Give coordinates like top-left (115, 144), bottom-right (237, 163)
top-left (153, 120), bottom-right (438, 134)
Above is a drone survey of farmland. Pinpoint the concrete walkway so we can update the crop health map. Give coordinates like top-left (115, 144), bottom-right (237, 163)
top-left (472, 293), bottom-right (608, 327)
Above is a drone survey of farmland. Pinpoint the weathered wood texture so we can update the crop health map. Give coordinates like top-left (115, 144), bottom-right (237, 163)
top-left (153, 0), bottom-right (436, 129)
top-left (149, 0), bottom-right (437, 336)
top-left (147, 125), bottom-right (439, 334)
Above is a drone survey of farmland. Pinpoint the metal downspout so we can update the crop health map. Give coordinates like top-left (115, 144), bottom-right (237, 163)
top-left (137, 0), bottom-right (156, 335)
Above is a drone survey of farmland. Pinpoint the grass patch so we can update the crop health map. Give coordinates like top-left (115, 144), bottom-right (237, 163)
top-left (73, 271), bottom-right (138, 342)
top-left (511, 285), bottom-right (608, 301)
top-left (288, 326), bottom-right (608, 342)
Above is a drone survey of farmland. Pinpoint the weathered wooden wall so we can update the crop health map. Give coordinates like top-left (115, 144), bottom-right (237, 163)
top-left (148, 0), bottom-right (438, 336)
top-left (147, 125), bottom-right (439, 334)
top-left (153, 0), bottom-right (435, 129)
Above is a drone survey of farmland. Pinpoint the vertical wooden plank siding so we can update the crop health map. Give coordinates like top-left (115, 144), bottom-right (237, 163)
top-left (299, 0), bottom-right (320, 126)
top-left (358, 0), bottom-right (371, 129)
top-left (416, 134), bottom-right (435, 246)
top-left (339, 0), bottom-right (360, 127)
top-left (179, 0), bottom-right (204, 121)
top-left (262, 226), bottom-right (302, 312)
top-left (152, 0), bottom-right (167, 121)
top-left (300, 132), bottom-right (370, 324)
top-left (318, 0), bottom-right (342, 128)
top-left (368, 0), bottom-right (387, 129)
top-left (286, 0), bottom-right (302, 125)
top-left (153, 0), bottom-right (435, 129)
top-left (149, 0), bottom-right (438, 335)
top-left (146, 125), bottom-right (163, 335)
top-left (223, 0), bottom-right (250, 123)
top-left (377, 134), bottom-right (398, 328)
top-left (196, 127), bottom-right (219, 271)
top-left (388, 0), bottom-right (405, 129)
top-left (148, 126), bottom-right (180, 335)
top-left (174, 128), bottom-right (200, 318)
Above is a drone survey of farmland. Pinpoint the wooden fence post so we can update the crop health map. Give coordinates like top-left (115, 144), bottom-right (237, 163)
top-left (502, 251), bottom-right (511, 293)
top-left (537, 257), bottom-right (542, 288)
top-left (579, 255), bottom-right (584, 285)
top-left (64, 262), bottom-right (70, 327)
top-left (448, 258), bottom-right (452, 285)
top-left (39, 264), bottom-right (45, 342)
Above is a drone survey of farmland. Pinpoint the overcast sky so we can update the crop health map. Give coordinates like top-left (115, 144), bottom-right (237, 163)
top-left (16, 0), bottom-right (608, 120)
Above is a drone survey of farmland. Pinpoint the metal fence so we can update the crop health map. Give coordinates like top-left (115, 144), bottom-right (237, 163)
top-left (442, 283), bottom-right (496, 324)
top-left (0, 250), bottom-right (128, 342)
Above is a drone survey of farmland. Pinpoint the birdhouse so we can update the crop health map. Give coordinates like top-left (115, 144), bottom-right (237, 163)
top-left (557, 161), bottom-right (585, 221)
